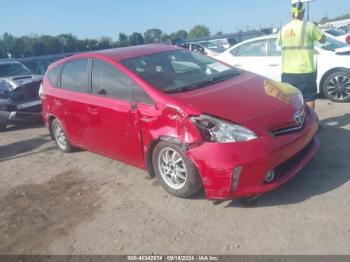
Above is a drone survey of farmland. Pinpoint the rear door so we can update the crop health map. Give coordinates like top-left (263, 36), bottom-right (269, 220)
top-left (267, 38), bottom-right (283, 81)
top-left (54, 59), bottom-right (91, 148)
top-left (84, 59), bottom-right (146, 166)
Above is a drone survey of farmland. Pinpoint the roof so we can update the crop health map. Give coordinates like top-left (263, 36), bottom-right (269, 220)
top-left (90, 44), bottom-right (181, 62)
top-left (0, 60), bottom-right (22, 65)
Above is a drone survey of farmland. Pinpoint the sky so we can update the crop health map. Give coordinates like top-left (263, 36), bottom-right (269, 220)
top-left (1, 0), bottom-right (349, 40)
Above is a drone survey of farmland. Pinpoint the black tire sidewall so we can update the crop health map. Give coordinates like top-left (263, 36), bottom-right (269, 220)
top-left (52, 119), bottom-right (73, 153)
top-left (323, 70), bottom-right (350, 103)
top-left (152, 141), bottom-right (202, 198)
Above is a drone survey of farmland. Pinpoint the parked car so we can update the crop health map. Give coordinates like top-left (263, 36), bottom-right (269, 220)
top-left (22, 60), bottom-right (51, 75)
top-left (324, 28), bottom-right (350, 44)
top-left (41, 44), bottom-right (319, 200)
top-left (0, 61), bottom-right (42, 131)
top-left (178, 41), bottom-right (225, 58)
top-left (217, 34), bottom-right (350, 102)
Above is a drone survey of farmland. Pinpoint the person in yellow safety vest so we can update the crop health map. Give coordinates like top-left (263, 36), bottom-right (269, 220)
top-left (277, 0), bottom-right (326, 110)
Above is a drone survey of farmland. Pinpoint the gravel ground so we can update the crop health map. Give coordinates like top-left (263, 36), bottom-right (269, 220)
top-left (0, 99), bottom-right (349, 255)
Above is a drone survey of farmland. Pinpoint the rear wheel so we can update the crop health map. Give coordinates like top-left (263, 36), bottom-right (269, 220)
top-left (322, 70), bottom-right (350, 103)
top-left (52, 119), bottom-right (74, 153)
top-left (152, 142), bottom-right (202, 198)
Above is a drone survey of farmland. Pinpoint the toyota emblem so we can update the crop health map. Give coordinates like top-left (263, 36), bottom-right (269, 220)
top-left (294, 110), bottom-right (305, 125)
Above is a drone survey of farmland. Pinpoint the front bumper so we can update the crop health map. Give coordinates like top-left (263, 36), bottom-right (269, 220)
top-left (186, 109), bottom-right (319, 200)
top-left (0, 100), bottom-right (42, 125)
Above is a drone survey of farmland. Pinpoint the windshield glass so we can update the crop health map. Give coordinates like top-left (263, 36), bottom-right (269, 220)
top-left (0, 62), bottom-right (32, 77)
top-left (316, 35), bottom-right (347, 51)
top-left (122, 50), bottom-right (239, 93)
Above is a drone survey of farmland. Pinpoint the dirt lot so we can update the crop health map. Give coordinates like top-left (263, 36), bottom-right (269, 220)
top-left (0, 99), bottom-right (349, 255)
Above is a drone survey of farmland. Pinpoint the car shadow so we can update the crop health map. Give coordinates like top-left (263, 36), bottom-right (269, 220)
top-left (0, 134), bottom-right (53, 162)
top-left (225, 113), bottom-right (350, 208)
top-left (2, 122), bottom-right (44, 133)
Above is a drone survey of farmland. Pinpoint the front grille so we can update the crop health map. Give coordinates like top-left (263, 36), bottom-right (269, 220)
top-left (266, 139), bottom-right (315, 183)
top-left (10, 82), bottom-right (41, 103)
top-left (271, 112), bottom-right (307, 136)
top-left (271, 124), bottom-right (304, 136)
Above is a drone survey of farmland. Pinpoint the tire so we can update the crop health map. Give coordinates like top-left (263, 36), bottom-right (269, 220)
top-left (152, 142), bottom-right (202, 198)
top-left (51, 119), bottom-right (74, 153)
top-left (322, 70), bottom-right (350, 103)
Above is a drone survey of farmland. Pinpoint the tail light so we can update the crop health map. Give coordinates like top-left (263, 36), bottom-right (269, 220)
top-left (346, 36), bottom-right (350, 45)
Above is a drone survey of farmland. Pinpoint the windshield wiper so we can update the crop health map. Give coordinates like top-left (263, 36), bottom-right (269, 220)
top-left (168, 71), bottom-right (241, 94)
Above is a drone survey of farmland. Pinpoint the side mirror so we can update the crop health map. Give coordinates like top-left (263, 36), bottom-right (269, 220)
top-left (97, 89), bottom-right (107, 95)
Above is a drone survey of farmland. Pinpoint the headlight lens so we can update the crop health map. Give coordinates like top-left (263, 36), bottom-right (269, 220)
top-left (0, 80), bottom-right (12, 99)
top-left (190, 114), bottom-right (257, 143)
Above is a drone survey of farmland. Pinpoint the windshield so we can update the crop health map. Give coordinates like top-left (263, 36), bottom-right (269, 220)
top-left (316, 35), bottom-right (347, 51)
top-left (0, 63), bottom-right (32, 77)
top-left (122, 50), bottom-right (240, 93)
top-left (199, 42), bottom-right (224, 52)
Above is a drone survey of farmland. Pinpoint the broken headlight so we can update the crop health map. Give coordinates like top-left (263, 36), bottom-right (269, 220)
top-left (190, 114), bottom-right (257, 143)
top-left (0, 80), bottom-right (12, 99)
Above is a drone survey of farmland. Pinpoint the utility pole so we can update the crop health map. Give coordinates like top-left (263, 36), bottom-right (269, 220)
top-left (301, 0), bottom-right (314, 21)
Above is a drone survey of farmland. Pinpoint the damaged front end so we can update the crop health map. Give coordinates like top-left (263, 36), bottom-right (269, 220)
top-left (0, 77), bottom-right (42, 130)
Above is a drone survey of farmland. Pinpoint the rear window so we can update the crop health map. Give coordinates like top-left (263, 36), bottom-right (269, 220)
top-left (61, 59), bottom-right (89, 92)
top-left (47, 65), bottom-right (62, 87)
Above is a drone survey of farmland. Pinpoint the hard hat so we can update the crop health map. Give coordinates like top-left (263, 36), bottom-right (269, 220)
top-left (291, 0), bottom-right (305, 18)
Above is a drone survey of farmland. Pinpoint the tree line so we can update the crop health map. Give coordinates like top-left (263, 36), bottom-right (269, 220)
top-left (320, 13), bottom-right (350, 24)
top-left (0, 25), bottom-right (210, 59)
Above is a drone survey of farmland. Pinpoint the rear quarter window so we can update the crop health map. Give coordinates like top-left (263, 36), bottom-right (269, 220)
top-left (47, 65), bottom-right (62, 87)
top-left (61, 59), bottom-right (89, 93)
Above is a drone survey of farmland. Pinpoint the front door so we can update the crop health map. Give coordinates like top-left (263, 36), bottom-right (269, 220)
top-left (84, 59), bottom-right (144, 166)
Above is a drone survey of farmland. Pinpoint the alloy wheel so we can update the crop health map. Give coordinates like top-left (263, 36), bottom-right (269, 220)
top-left (326, 74), bottom-right (350, 102)
top-left (158, 147), bottom-right (187, 190)
top-left (54, 124), bottom-right (67, 149)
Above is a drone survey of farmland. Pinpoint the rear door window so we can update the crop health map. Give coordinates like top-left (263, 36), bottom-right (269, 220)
top-left (235, 40), bottom-right (268, 56)
top-left (61, 59), bottom-right (89, 92)
top-left (269, 39), bottom-right (282, 56)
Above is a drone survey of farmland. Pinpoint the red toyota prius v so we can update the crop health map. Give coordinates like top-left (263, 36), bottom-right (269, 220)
top-left (41, 44), bottom-right (319, 201)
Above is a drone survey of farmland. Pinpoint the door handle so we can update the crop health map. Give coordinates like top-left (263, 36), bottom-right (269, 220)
top-left (87, 106), bottom-right (98, 115)
top-left (234, 64), bottom-right (242, 67)
top-left (268, 63), bottom-right (279, 67)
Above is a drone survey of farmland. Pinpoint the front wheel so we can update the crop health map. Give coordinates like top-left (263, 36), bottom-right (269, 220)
top-left (152, 142), bottom-right (202, 198)
top-left (52, 119), bottom-right (75, 153)
top-left (322, 70), bottom-right (350, 103)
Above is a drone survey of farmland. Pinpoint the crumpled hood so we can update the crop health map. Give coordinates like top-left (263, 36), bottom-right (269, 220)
top-left (0, 75), bottom-right (43, 89)
top-left (170, 72), bottom-right (306, 132)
